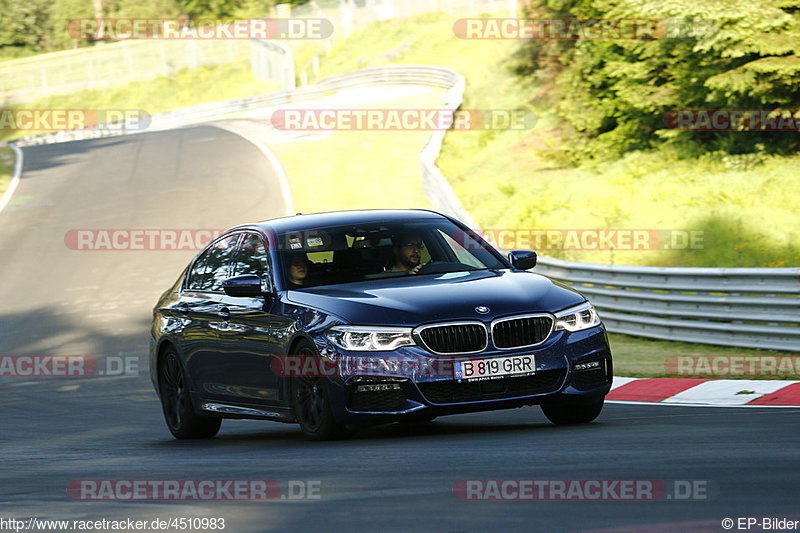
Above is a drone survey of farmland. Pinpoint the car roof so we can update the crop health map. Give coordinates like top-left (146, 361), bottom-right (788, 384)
top-left (232, 209), bottom-right (452, 234)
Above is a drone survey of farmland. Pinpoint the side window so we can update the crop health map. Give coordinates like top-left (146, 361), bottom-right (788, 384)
top-left (232, 233), bottom-right (271, 282)
top-left (186, 250), bottom-right (211, 290)
top-left (187, 233), bottom-right (241, 292)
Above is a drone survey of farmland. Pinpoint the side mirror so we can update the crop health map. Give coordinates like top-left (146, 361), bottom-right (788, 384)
top-left (223, 274), bottom-right (265, 297)
top-left (508, 249), bottom-right (537, 270)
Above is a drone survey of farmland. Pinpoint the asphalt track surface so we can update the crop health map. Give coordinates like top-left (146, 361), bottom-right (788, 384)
top-left (1, 127), bottom-right (799, 533)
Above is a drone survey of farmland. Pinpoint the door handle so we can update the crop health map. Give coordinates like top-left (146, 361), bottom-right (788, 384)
top-left (218, 307), bottom-right (231, 320)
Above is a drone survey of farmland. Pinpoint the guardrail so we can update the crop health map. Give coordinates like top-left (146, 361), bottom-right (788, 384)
top-left (14, 64), bottom-right (462, 146)
top-left (534, 257), bottom-right (800, 351)
top-left (284, 0), bottom-right (518, 86)
top-left (417, 70), bottom-right (479, 229)
top-left (11, 58), bottom-right (799, 352)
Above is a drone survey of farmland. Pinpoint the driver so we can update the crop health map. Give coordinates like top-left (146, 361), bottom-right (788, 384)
top-left (390, 232), bottom-right (427, 274)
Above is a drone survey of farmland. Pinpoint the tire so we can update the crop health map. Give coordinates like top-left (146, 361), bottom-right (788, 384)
top-left (541, 394), bottom-right (605, 425)
top-left (158, 348), bottom-right (221, 439)
top-left (290, 340), bottom-right (351, 441)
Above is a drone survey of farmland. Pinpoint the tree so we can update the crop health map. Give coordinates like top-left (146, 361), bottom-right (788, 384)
top-left (0, 0), bottom-right (53, 51)
top-left (519, 0), bottom-right (800, 161)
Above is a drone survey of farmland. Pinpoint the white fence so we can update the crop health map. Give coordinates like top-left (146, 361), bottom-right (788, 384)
top-left (14, 65), bottom-right (464, 145)
top-left (0, 0), bottom-right (516, 104)
top-left (0, 39), bottom-right (253, 104)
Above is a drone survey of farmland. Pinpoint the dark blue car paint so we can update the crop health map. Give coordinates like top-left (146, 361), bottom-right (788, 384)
top-left (150, 209), bottom-right (613, 427)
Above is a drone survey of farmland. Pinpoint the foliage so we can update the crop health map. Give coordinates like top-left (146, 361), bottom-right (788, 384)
top-left (517, 0), bottom-right (800, 162)
top-left (0, 0), bottom-right (52, 51)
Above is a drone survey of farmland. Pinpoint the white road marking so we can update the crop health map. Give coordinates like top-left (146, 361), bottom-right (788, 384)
top-left (610, 376), bottom-right (639, 390)
top-left (212, 124), bottom-right (295, 217)
top-left (606, 400), bottom-right (800, 409)
top-left (662, 379), bottom-right (798, 405)
top-left (0, 144), bottom-right (23, 214)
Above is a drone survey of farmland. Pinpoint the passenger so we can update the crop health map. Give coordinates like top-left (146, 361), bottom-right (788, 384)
top-left (390, 233), bottom-right (426, 274)
top-left (286, 253), bottom-right (309, 288)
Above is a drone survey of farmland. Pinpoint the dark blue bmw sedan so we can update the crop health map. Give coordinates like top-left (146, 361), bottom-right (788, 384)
top-left (150, 209), bottom-right (613, 440)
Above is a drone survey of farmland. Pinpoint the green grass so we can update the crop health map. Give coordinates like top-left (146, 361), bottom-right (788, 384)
top-left (269, 92), bottom-right (440, 213)
top-left (444, 148), bottom-right (800, 268)
top-left (317, 12), bottom-right (800, 268)
top-left (0, 47), bottom-right (40, 61)
top-left (0, 61), bottom-right (278, 141)
top-left (608, 333), bottom-right (799, 378)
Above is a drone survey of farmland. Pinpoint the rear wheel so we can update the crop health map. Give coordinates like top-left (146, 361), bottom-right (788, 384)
top-left (541, 394), bottom-right (605, 425)
top-left (290, 340), bottom-right (351, 441)
top-left (158, 349), bottom-right (221, 439)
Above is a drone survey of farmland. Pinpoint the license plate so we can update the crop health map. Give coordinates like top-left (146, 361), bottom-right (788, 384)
top-left (454, 354), bottom-right (536, 382)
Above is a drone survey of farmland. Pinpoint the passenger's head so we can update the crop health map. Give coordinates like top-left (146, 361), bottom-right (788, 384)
top-left (392, 232), bottom-right (424, 272)
top-left (287, 253), bottom-right (309, 285)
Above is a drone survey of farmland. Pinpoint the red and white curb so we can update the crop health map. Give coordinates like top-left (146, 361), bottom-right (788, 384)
top-left (607, 376), bottom-right (800, 407)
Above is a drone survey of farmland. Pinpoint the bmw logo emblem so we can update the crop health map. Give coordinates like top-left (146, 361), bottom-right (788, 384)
top-left (475, 306), bottom-right (490, 314)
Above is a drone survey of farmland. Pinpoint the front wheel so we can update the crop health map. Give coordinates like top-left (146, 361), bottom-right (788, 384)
top-left (290, 340), bottom-right (351, 441)
top-left (158, 349), bottom-right (221, 439)
top-left (541, 394), bottom-right (605, 425)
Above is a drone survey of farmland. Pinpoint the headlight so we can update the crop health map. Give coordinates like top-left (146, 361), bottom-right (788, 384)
top-left (326, 325), bottom-right (415, 351)
top-left (554, 302), bottom-right (600, 332)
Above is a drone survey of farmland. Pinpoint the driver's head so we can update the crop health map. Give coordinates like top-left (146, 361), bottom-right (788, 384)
top-left (392, 232), bottom-right (424, 272)
top-left (287, 253), bottom-right (309, 284)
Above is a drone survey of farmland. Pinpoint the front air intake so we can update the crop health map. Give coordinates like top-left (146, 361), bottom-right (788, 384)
top-left (417, 323), bottom-right (488, 354)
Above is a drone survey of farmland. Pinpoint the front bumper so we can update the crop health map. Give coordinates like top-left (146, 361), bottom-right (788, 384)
top-left (320, 325), bottom-right (613, 424)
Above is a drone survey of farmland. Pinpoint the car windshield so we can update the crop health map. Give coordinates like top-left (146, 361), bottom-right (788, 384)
top-left (278, 218), bottom-right (506, 288)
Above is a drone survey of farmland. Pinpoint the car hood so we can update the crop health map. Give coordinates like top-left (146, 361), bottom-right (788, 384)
top-left (285, 269), bottom-right (585, 326)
